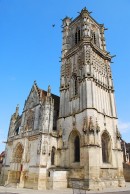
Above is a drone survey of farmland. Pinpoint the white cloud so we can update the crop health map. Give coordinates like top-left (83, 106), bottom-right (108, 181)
top-left (118, 121), bottom-right (130, 134)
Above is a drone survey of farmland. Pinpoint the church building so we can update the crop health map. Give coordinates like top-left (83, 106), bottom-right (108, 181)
top-left (1, 7), bottom-right (125, 190)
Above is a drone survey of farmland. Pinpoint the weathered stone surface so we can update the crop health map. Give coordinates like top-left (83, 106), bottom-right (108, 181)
top-left (123, 163), bottom-right (130, 182)
top-left (0, 7), bottom-right (125, 191)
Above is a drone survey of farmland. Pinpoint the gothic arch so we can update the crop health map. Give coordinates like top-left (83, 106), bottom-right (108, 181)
top-left (75, 27), bottom-right (81, 44)
top-left (69, 130), bottom-right (81, 163)
top-left (101, 131), bottom-right (112, 163)
top-left (12, 142), bottom-right (24, 163)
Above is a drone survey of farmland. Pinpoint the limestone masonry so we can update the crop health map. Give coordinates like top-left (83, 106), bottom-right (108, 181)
top-left (0, 7), bottom-right (125, 190)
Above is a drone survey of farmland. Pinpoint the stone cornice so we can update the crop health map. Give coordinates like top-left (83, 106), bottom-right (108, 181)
top-left (100, 167), bottom-right (118, 170)
top-left (112, 148), bottom-right (122, 152)
top-left (58, 107), bottom-right (118, 120)
top-left (60, 76), bottom-right (114, 93)
top-left (69, 8), bottom-right (101, 29)
top-left (81, 144), bottom-right (100, 148)
top-left (64, 38), bottom-right (111, 62)
top-left (22, 103), bottom-right (40, 113)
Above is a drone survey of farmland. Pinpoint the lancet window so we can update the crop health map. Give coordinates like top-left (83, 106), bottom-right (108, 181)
top-left (75, 27), bottom-right (81, 44)
top-left (102, 132), bottom-right (111, 163)
top-left (74, 135), bottom-right (80, 162)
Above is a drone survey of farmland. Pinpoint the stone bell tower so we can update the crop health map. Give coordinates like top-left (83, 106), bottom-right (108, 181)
top-left (58, 7), bottom-right (125, 190)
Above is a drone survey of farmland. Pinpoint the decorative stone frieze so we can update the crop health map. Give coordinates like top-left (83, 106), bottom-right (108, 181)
top-left (82, 116), bottom-right (100, 134)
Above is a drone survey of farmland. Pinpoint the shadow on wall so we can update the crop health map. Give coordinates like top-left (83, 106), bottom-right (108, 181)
top-left (0, 151), bottom-right (5, 174)
top-left (123, 163), bottom-right (130, 182)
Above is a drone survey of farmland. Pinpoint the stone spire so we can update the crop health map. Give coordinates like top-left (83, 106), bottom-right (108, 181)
top-left (47, 85), bottom-right (51, 97)
top-left (15, 104), bottom-right (19, 118)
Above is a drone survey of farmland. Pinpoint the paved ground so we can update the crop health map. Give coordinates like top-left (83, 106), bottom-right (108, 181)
top-left (0, 182), bottom-right (130, 194)
top-left (1, 192), bottom-right (130, 194)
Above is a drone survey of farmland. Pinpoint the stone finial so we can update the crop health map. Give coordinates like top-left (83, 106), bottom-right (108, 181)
top-left (82, 117), bottom-right (88, 134)
top-left (81, 7), bottom-right (92, 16)
top-left (58, 125), bottom-right (62, 137)
top-left (83, 116), bottom-right (96, 134)
top-left (89, 116), bottom-right (94, 132)
top-left (48, 85), bottom-right (51, 93)
top-left (33, 80), bottom-right (39, 91)
top-left (47, 85), bottom-right (51, 97)
top-left (62, 16), bottom-right (72, 27)
top-left (96, 118), bottom-right (100, 133)
top-left (15, 104), bottom-right (19, 117)
top-left (42, 144), bottom-right (46, 155)
top-left (116, 125), bottom-right (121, 139)
top-left (34, 80), bottom-right (38, 88)
top-left (73, 120), bottom-right (76, 128)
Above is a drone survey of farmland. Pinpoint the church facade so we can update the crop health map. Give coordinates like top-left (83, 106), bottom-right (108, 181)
top-left (1, 8), bottom-right (125, 190)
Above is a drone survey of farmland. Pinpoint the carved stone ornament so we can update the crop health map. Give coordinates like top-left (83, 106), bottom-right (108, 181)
top-left (96, 119), bottom-right (100, 133)
top-left (82, 116), bottom-right (100, 134)
top-left (72, 114), bottom-right (76, 130)
top-left (42, 141), bottom-right (48, 155)
top-left (58, 125), bottom-right (62, 137)
top-left (88, 116), bottom-right (94, 132)
top-left (37, 137), bottom-right (42, 154)
top-left (85, 47), bottom-right (91, 64)
top-left (116, 125), bottom-right (121, 139)
top-left (12, 143), bottom-right (23, 163)
top-left (82, 117), bottom-right (88, 134)
top-left (25, 109), bottom-right (34, 131)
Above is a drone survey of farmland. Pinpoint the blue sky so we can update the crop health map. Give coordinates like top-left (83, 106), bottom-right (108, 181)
top-left (0, 0), bottom-right (130, 153)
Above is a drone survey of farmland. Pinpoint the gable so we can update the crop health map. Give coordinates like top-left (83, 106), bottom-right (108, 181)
top-left (24, 85), bottom-right (40, 111)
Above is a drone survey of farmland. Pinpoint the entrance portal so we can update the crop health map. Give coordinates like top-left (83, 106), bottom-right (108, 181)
top-left (9, 143), bottom-right (24, 183)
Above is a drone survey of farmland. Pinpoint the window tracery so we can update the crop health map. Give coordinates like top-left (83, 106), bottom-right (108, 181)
top-left (75, 27), bottom-right (81, 44)
top-left (12, 143), bottom-right (23, 163)
top-left (25, 109), bottom-right (34, 130)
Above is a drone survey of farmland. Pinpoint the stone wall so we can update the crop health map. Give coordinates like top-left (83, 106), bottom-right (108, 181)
top-left (123, 163), bottom-right (130, 182)
top-left (0, 162), bottom-right (2, 175)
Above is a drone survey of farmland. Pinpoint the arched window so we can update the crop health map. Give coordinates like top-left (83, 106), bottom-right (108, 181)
top-left (15, 127), bottom-right (19, 135)
top-left (78, 29), bottom-right (81, 42)
top-left (69, 131), bottom-right (80, 164)
top-left (74, 136), bottom-right (80, 162)
top-left (102, 132), bottom-right (111, 163)
top-left (51, 147), bottom-right (56, 165)
top-left (91, 31), bottom-right (96, 44)
top-left (75, 27), bottom-right (81, 44)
